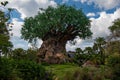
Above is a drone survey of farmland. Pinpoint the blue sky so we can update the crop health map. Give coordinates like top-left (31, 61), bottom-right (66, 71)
top-left (0, 0), bottom-right (120, 51)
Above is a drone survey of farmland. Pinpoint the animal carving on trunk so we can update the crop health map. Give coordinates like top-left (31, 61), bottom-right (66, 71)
top-left (37, 38), bottom-right (67, 64)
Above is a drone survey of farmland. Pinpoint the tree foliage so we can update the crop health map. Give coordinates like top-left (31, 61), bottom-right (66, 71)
top-left (11, 48), bottom-right (37, 61)
top-left (0, 10), bottom-right (12, 55)
top-left (108, 18), bottom-right (120, 39)
top-left (0, 57), bottom-right (53, 80)
top-left (21, 5), bottom-right (92, 43)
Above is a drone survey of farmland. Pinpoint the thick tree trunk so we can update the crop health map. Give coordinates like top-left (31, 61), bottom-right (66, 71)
top-left (37, 37), bottom-right (68, 64)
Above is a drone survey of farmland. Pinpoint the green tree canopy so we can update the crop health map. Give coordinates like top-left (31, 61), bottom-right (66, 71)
top-left (21, 5), bottom-right (92, 42)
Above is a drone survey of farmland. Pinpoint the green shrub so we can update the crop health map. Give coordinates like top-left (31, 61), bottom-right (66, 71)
top-left (0, 57), bottom-right (18, 80)
top-left (63, 66), bottom-right (113, 80)
top-left (106, 54), bottom-right (120, 67)
top-left (15, 60), bottom-right (53, 80)
top-left (106, 54), bottom-right (120, 80)
top-left (0, 57), bottom-right (53, 80)
top-left (11, 48), bottom-right (37, 62)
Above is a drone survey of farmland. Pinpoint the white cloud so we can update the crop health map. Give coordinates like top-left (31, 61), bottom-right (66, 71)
top-left (8, 19), bottom-right (28, 49)
top-left (67, 8), bottom-right (120, 51)
top-left (1, 0), bottom-right (57, 18)
top-left (87, 12), bottom-right (95, 17)
top-left (90, 8), bottom-right (120, 38)
top-left (10, 18), bottom-right (23, 37)
top-left (28, 39), bottom-right (43, 49)
top-left (66, 37), bottom-right (94, 51)
top-left (10, 36), bottom-right (28, 49)
top-left (80, 0), bottom-right (87, 3)
top-left (0, 0), bottom-right (57, 49)
top-left (75, 0), bottom-right (120, 10)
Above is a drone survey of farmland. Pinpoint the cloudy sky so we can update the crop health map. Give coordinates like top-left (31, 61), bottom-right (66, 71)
top-left (0, 0), bottom-right (120, 51)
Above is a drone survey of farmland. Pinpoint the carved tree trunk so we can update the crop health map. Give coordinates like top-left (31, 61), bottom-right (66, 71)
top-left (37, 37), bottom-right (68, 64)
top-left (37, 26), bottom-right (77, 64)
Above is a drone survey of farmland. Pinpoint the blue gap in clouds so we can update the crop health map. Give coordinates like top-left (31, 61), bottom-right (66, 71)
top-left (54, 0), bottom-right (101, 18)
top-left (54, 0), bottom-right (63, 4)
top-left (106, 8), bottom-right (116, 14)
top-left (7, 9), bottom-right (24, 23)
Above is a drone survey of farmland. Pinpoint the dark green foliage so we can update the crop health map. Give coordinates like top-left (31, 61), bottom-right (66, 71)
top-left (0, 11), bottom-right (13, 55)
top-left (73, 48), bottom-right (91, 66)
top-left (106, 54), bottom-right (120, 67)
top-left (0, 57), bottom-right (16, 80)
top-left (15, 60), bottom-right (47, 80)
top-left (25, 49), bottom-right (38, 61)
top-left (21, 5), bottom-right (92, 42)
top-left (0, 57), bottom-right (53, 80)
top-left (0, 34), bottom-right (12, 54)
top-left (11, 48), bottom-right (26, 60)
top-left (106, 54), bottom-right (120, 80)
top-left (11, 48), bottom-right (37, 61)
top-left (93, 37), bottom-right (106, 65)
top-left (0, 4), bottom-right (12, 56)
top-left (73, 42), bottom-right (106, 66)
top-left (109, 19), bottom-right (120, 36)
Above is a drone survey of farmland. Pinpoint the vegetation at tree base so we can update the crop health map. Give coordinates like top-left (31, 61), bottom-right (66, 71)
top-left (11, 48), bottom-right (37, 61)
top-left (21, 5), bottom-right (92, 63)
top-left (0, 2), bottom-right (120, 80)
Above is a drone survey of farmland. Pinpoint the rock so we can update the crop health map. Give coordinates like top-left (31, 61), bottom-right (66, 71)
top-left (82, 60), bottom-right (96, 67)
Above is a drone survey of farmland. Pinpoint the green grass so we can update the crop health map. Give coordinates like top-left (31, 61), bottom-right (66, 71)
top-left (44, 63), bottom-right (80, 80)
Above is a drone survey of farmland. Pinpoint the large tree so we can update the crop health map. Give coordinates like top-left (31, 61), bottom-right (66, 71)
top-left (21, 5), bottom-right (92, 63)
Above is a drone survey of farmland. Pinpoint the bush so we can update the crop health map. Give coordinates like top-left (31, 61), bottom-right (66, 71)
top-left (15, 60), bottom-right (46, 80)
top-left (106, 54), bottom-right (120, 67)
top-left (63, 66), bottom-right (113, 80)
top-left (0, 57), bottom-right (53, 80)
top-left (106, 54), bottom-right (120, 80)
top-left (0, 57), bottom-right (18, 80)
top-left (11, 48), bottom-right (37, 62)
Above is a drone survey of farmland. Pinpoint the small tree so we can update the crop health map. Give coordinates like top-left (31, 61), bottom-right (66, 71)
top-left (0, 2), bottom-right (13, 56)
top-left (108, 18), bottom-right (120, 40)
top-left (93, 37), bottom-right (106, 65)
top-left (11, 48), bottom-right (26, 60)
top-left (21, 5), bottom-right (92, 63)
